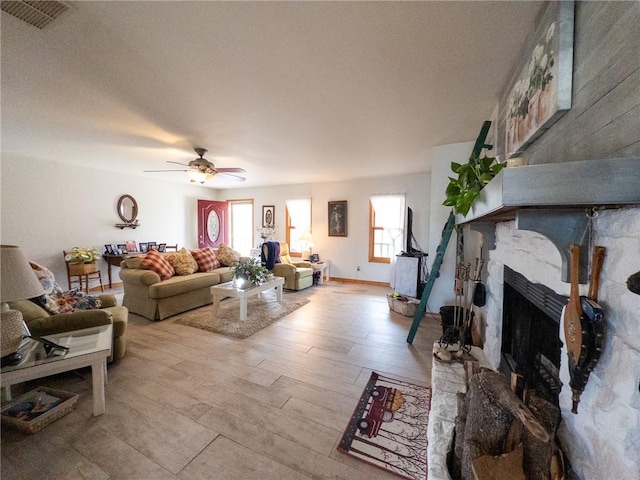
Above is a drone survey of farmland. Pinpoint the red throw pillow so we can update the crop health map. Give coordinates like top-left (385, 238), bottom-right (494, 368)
top-left (140, 249), bottom-right (175, 280)
top-left (191, 247), bottom-right (221, 272)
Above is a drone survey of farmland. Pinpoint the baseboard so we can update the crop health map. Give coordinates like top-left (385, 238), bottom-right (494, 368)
top-left (329, 277), bottom-right (390, 288)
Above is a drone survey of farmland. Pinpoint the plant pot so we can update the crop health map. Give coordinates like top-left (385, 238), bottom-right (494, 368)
top-left (69, 262), bottom-right (97, 275)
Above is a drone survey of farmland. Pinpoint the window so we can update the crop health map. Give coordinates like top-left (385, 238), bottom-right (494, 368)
top-left (285, 198), bottom-right (311, 254)
top-left (228, 199), bottom-right (253, 255)
top-left (369, 193), bottom-right (405, 263)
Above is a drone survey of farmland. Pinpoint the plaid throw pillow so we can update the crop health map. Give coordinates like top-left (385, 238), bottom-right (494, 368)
top-left (141, 249), bottom-right (175, 280)
top-left (191, 247), bottom-right (220, 272)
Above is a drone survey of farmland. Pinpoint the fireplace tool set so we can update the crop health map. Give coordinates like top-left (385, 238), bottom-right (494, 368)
top-left (563, 244), bottom-right (606, 413)
top-left (434, 256), bottom-right (484, 363)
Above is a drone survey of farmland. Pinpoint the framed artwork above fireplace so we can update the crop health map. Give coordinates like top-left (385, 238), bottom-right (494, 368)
top-left (504, 0), bottom-right (574, 156)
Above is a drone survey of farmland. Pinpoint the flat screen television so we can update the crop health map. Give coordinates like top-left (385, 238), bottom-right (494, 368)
top-left (405, 207), bottom-right (422, 255)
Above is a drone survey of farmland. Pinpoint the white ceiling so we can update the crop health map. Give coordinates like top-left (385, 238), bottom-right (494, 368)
top-left (1, 1), bottom-right (543, 189)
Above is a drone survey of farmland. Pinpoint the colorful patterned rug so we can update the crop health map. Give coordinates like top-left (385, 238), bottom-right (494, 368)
top-left (338, 372), bottom-right (431, 480)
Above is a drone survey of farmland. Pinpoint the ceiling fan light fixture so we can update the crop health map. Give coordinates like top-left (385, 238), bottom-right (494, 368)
top-left (187, 168), bottom-right (213, 184)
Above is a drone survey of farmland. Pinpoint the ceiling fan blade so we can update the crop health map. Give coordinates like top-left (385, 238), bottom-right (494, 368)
top-left (217, 172), bottom-right (246, 181)
top-left (167, 160), bottom-right (190, 167)
top-left (216, 167), bottom-right (246, 173)
top-left (143, 169), bottom-right (186, 172)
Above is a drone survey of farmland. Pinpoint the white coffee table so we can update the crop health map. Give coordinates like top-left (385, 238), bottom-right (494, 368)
top-left (211, 276), bottom-right (285, 321)
top-left (0, 324), bottom-right (113, 416)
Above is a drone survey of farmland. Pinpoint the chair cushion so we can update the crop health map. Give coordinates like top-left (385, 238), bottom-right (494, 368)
top-left (191, 247), bottom-right (221, 272)
top-left (140, 249), bottom-right (175, 280)
top-left (170, 248), bottom-right (199, 275)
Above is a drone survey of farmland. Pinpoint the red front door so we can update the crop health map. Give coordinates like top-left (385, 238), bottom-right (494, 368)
top-left (198, 200), bottom-right (228, 248)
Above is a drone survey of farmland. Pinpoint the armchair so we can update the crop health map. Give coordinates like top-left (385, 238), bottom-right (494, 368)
top-left (261, 242), bottom-right (314, 291)
top-left (7, 262), bottom-right (128, 360)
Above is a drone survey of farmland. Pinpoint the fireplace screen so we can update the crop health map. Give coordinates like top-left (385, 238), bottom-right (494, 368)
top-left (501, 267), bottom-right (567, 405)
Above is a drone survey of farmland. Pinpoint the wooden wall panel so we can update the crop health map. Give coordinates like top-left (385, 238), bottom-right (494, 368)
top-left (496, 1), bottom-right (640, 165)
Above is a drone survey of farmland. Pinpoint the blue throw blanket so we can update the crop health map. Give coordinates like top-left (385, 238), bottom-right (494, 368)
top-left (261, 241), bottom-right (281, 270)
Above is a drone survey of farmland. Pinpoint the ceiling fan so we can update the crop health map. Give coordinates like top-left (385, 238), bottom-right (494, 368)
top-left (144, 148), bottom-right (246, 184)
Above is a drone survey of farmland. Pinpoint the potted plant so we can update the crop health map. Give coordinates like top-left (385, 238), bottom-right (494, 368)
top-left (230, 257), bottom-right (270, 289)
top-left (65, 247), bottom-right (101, 275)
top-left (443, 154), bottom-right (506, 216)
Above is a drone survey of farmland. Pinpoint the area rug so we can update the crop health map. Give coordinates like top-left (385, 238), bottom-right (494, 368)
top-left (338, 372), bottom-right (431, 480)
top-left (173, 289), bottom-right (310, 339)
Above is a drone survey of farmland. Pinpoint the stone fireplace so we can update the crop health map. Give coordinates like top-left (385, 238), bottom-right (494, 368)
top-left (426, 206), bottom-right (639, 480)
top-left (481, 207), bottom-right (640, 480)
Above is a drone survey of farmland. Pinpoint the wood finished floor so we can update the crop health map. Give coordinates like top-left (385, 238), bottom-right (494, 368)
top-left (1, 282), bottom-right (441, 480)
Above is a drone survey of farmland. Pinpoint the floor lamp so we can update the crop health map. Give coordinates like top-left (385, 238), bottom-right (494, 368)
top-left (1, 245), bottom-right (45, 366)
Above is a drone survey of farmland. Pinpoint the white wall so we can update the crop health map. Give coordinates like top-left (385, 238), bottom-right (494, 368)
top-left (2, 153), bottom-right (432, 288)
top-left (220, 173), bottom-right (431, 285)
top-left (1, 154), bottom-right (216, 286)
top-left (427, 141), bottom-right (474, 313)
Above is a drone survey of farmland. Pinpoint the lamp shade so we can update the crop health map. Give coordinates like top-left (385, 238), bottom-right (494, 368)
top-left (1, 245), bottom-right (45, 303)
top-left (299, 231), bottom-right (314, 244)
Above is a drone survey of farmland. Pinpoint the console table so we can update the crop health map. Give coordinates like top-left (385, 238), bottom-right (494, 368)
top-left (102, 254), bottom-right (129, 288)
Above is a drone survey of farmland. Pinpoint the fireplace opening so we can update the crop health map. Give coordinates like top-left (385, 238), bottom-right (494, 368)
top-left (500, 266), bottom-right (567, 405)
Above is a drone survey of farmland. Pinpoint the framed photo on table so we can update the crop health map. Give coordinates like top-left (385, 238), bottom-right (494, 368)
top-left (139, 242), bottom-right (148, 253)
top-left (328, 201), bottom-right (347, 237)
top-left (116, 244), bottom-right (127, 255)
top-left (125, 241), bottom-right (137, 253)
top-left (262, 206), bottom-right (275, 227)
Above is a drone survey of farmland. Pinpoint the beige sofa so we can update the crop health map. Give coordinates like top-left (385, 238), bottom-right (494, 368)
top-left (119, 255), bottom-right (238, 321)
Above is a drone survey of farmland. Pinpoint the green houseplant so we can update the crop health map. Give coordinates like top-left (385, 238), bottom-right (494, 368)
top-left (443, 154), bottom-right (506, 216)
top-left (64, 247), bottom-right (101, 264)
top-left (231, 257), bottom-right (270, 288)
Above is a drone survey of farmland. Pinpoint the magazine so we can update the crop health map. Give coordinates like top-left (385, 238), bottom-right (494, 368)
top-left (4, 391), bottom-right (61, 422)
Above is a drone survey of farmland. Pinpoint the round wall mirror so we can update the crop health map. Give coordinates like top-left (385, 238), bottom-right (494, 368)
top-left (117, 195), bottom-right (138, 223)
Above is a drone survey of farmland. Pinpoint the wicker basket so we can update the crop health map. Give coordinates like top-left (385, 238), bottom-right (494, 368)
top-left (1, 387), bottom-right (78, 434)
top-left (387, 295), bottom-right (419, 317)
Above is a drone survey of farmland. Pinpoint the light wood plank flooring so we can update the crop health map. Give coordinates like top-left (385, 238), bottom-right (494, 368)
top-left (1, 282), bottom-right (442, 479)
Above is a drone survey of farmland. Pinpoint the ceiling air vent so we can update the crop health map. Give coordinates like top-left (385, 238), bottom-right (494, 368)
top-left (1, 1), bottom-right (69, 29)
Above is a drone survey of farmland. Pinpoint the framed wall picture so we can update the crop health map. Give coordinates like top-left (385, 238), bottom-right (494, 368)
top-left (503, 0), bottom-right (574, 156)
top-left (262, 205), bottom-right (275, 227)
top-left (328, 200), bottom-right (347, 237)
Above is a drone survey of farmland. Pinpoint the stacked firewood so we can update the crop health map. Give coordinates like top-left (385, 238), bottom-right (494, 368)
top-left (450, 371), bottom-right (564, 480)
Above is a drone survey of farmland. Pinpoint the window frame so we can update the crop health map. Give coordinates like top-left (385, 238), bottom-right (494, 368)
top-left (368, 201), bottom-right (390, 264)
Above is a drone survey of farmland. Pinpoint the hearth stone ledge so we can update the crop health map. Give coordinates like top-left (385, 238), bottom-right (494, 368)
top-left (427, 343), bottom-right (490, 480)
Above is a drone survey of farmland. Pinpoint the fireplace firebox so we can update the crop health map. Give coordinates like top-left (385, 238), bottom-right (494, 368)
top-left (500, 266), bottom-right (567, 405)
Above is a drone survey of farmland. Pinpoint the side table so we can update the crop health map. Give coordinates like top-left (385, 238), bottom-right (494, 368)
top-left (1, 325), bottom-right (113, 416)
top-left (311, 260), bottom-right (332, 284)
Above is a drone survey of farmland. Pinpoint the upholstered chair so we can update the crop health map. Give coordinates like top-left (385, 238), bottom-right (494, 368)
top-left (262, 242), bottom-right (314, 291)
top-left (8, 262), bottom-right (128, 360)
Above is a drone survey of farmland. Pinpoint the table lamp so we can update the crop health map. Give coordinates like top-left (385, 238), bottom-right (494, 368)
top-left (1, 245), bottom-right (45, 364)
top-left (299, 231), bottom-right (314, 261)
